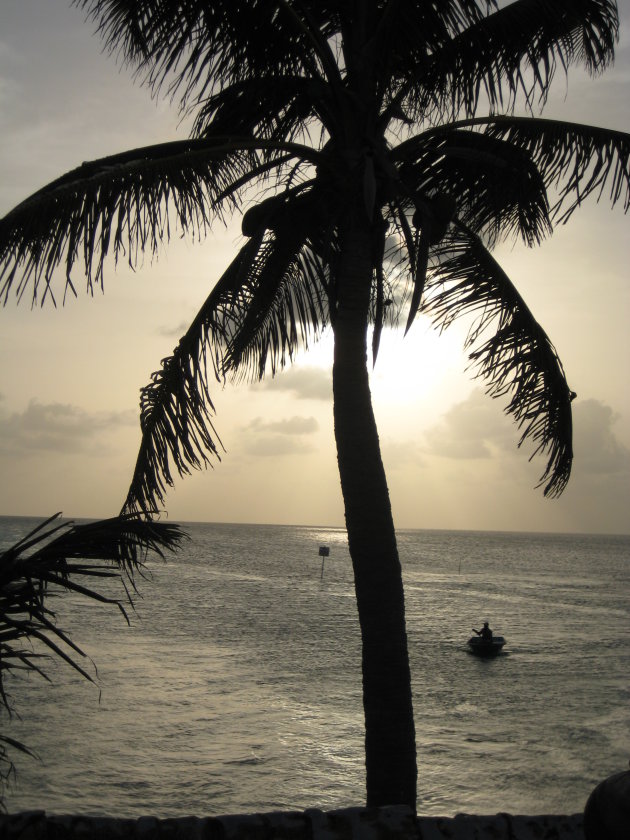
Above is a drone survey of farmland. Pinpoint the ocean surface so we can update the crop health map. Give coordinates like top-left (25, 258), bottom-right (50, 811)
top-left (1, 517), bottom-right (628, 818)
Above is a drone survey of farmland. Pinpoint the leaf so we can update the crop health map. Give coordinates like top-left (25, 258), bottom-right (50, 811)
top-left (0, 136), bottom-right (316, 306)
top-left (404, 0), bottom-right (619, 120)
top-left (482, 116), bottom-right (630, 222)
top-left (394, 127), bottom-right (552, 247)
top-left (426, 223), bottom-right (575, 497)
top-left (0, 512), bottom-right (184, 757)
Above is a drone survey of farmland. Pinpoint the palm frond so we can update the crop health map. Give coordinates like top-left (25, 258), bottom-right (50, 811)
top-left (120, 238), bottom-right (263, 515)
top-left (0, 512), bottom-right (183, 594)
top-left (30, 513), bottom-right (184, 576)
top-left (0, 733), bottom-right (36, 808)
top-left (191, 74), bottom-right (336, 141)
top-left (76, 0), bottom-right (342, 114)
top-left (369, 0), bottom-right (493, 107)
top-left (223, 184), bottom-right (337, 363)
top-left (0, 137), bottom-right (315, 307)
top-left (405, 0), bottom-right (618, 120)
top-left (122, 204), bottom-right (331, 516)
top-left (425, 224), bottom-right (575, 497)
top-left (481, 116), bottom-right (630, 223)
top-left (0, 511), bottom-right (184, 680)
top-left (0, 512), bottom-right (183, 799)
top-left (381, 0), bottom-right (494, 52)
top-left (223, 240), bottom-right (330, 380)
top-left (394, 126), bottom-right (552, 246)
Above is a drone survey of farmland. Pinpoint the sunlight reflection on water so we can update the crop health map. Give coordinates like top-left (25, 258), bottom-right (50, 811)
top-left (2, 520), bottom-right (629, 817)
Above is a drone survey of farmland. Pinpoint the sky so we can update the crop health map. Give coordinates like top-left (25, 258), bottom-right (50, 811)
top-left (0, 0), bottom-right (629, 534)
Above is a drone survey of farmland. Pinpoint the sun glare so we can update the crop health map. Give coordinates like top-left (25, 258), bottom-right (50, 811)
top-left (291, 318), bottom-right (474, 432)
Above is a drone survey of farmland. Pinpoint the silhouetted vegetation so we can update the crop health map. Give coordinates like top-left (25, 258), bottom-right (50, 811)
top-left (1, 1), bottom-right (628, 809)
top-left (0, 514), bottom-right (183, 804)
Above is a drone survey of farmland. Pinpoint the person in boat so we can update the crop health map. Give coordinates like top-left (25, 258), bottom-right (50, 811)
top-left (472, 622), bottom-right (493, 642)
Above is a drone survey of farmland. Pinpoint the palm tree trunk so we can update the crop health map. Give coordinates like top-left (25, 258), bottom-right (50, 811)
top-left (332, 212), bottom-right (417, 809)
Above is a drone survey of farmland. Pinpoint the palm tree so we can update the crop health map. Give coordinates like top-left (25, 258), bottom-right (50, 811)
top-left (0, 513), bottom-right (182, 804)
top-left (1, 0), bottom-right (629, 809)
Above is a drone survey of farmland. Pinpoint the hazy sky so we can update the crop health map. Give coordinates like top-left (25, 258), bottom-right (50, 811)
top-left (0, 1), bottom-right (629, 533)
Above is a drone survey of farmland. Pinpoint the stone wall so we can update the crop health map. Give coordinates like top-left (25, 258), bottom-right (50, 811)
top-left (0, 806), bottom-right (584, 839)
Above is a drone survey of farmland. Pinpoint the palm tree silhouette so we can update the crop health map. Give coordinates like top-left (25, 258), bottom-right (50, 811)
top-left (1, 0), bottom-right (629, 809)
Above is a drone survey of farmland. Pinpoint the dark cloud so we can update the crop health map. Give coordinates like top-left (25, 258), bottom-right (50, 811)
top-left (0, 400), bottom-right (136, 455)
top-left (252, 367), bottom-right (332, 401)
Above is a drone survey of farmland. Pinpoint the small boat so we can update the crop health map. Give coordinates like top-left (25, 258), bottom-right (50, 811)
top-left (467, 635), bottom-right (506, 656)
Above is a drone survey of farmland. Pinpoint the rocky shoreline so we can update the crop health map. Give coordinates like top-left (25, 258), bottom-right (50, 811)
top-left (0, 806), bottom-right (584, 839)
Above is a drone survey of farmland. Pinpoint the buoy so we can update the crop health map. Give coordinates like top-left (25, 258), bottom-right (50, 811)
top-left (318, 545), bottom-right (330, 579)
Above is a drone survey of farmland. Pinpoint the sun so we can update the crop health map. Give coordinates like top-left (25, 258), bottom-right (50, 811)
top-left (291, 317), bottom-right (474, 436)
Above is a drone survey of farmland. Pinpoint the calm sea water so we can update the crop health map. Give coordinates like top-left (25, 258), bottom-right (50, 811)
top-left (1, 517), bottom-right (628, 818)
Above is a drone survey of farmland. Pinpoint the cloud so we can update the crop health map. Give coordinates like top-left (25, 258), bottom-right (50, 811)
top-left (381, 439), bottom-right (425, 470)
top-left (246, 416), bottom-right (319, 435)
top-left (156, 321), bottom-right (185, 338)
top-left (252, 366), bottom-right (332, 401)
top-left (243, 436), bottom-right (316, 457)
top-left (240, 415), bottom-right (319, 457)
top-left (424, 389), bottom-right (515, 460)
top-left (572, 399), bottom-right (630, 475)
top-left (425, 389), bottom-right (630, 481)
top-left (156, 320), bottom-right (193, 339)
top-left (0, 400), bottom-right (136, 455)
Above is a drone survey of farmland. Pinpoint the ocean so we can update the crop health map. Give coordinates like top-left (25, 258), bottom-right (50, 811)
top-left (1, 517), bottom-right (628, 818)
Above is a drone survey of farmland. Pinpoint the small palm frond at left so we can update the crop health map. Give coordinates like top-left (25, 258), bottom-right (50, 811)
top-left (0, 512), bottom-right (184, 688)
top-left (0, 512), bottom-right (184, 796)
top-left (0, 733), bottom-right (37, 808)
top-left (122, 203), bottom-right (331, 517)
top-left (425, 224), bottom-right (575, 498)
